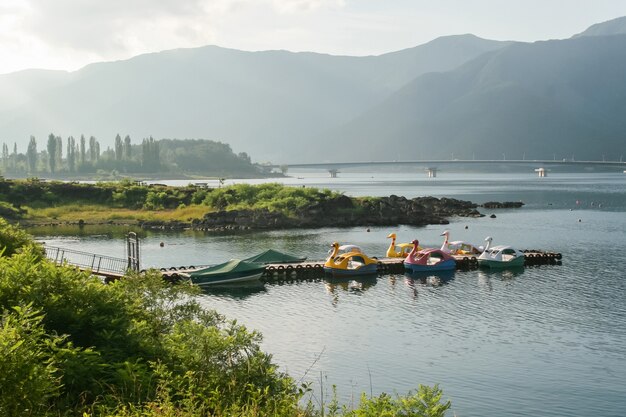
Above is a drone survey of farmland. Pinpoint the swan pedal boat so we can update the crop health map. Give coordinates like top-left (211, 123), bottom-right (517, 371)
top-left (324, 242), bottom-right (379, 277)
top-left (404, 240), bottom-right (457, 272)
top-left (477, 237), bottom-right (525, 268)
top-left (386, 233), bottom-right (419, 258)
top-left (440, 230), bottom-right (483, 255)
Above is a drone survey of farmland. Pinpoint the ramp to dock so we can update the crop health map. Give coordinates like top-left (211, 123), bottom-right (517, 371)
top-left (43, 245), bottom-right (132, 279)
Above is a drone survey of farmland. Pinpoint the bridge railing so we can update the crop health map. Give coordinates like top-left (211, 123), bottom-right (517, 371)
top-left (43, 245), bottom-right (130, 276)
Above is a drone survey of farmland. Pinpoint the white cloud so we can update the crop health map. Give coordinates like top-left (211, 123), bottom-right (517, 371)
top-left (0, 0), bottom-right (348, 73)
top-left (2, 0), bottom-right (626, 74)
top-left (271, 0), bottom-right (345, 14)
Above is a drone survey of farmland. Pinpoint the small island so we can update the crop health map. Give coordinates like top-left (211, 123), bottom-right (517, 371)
top-left (0, 178), bottom-right (522, 230)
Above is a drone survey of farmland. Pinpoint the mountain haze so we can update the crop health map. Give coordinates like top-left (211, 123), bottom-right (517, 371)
top-left (318, 33), bottom-right (626, 161)
top-left (0, 35), bottom-right (507, 161)
top-left (2, 17), bottom-right (626, 164)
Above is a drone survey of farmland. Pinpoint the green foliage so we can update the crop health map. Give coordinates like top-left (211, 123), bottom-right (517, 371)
top-left (338, 385), bottom-right (451, 417)
top-left (202, 183), bottom-right (341, 214)
top-left (112, 182), bottom-right (150, 209)
top-left (0, 201), bottom-right (23, 219)
top-left (0, 178), bottom-right (197, 212)
top-left (159, 138), bottom-right (260, 175)
top-left (0, 217), bottom-right (42, 258)
top-left (3, 136), bottom-right (262, 176)
top-left (0, 305), bottom-right (64, 417)
top-left (143, 191), bottom-right (167, 210)
top-left (0, 224), bottom-right (451, 417)
top-left (0, 247), bottom-right (301, 415)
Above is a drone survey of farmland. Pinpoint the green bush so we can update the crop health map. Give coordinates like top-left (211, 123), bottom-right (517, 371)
top-left (0, 248), bottom-right (300, 415)
top-left (0, 305), bottom-right (65, 417)
top-left (0, 201), bottom-right (24, 219)
top-left (0, 224), bottom-right (452, 416)
top-left (202, 183), bottom-right (341, 214)
top-left (337, 385), bottom-right (451, 417)
top-left (0, 217), bottom-right (43, 258)
top-left (144, 191), bottom-right (168, 210)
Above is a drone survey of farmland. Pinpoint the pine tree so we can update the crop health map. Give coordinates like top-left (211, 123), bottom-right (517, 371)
top-left (1, 143), bottom-right (8, 172)
top-left (12, 143), bottom-right (17, 171)
top-left (123, 135), bottom-right (131, 160)
top-left (114, 134), bottom-right (123, 161)
top-left (47, 134), bottom-right (57, 173)
top-left (26, 136), bottom-right (37, 174)
top-left (89, 136), bottom-right (96, 163)
top-left (141, 136), bottom-right (160, 172)
top-left (80, 135), bottom-right (86, 166)
top-left (67, 136), bottom-right (76, 173)
top-left (55, 136), bottom-right (63, 171)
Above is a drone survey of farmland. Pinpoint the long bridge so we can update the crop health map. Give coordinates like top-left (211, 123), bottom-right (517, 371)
top-left (270, 159), bottom-right (626, 177)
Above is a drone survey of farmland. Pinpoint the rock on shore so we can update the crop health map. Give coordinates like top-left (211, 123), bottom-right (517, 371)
top-left (189, 195), bottom-right (485, 231)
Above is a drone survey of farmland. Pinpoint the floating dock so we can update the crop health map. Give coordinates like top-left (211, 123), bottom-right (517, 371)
top-left (161, 250), bottom-right (562, 283)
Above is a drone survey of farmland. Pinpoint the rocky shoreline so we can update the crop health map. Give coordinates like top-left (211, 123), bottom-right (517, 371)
top-left (138, 196), bottom-right (523, 231)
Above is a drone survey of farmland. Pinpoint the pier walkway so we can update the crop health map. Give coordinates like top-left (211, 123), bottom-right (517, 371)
top-left (44, 245), bottom-right (130, 280)
top-left (43, 241), bottom-right (561, 283)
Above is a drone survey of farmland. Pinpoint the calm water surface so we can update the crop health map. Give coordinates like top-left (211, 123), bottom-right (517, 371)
top-left (33, 172), bottom-right (626, 416)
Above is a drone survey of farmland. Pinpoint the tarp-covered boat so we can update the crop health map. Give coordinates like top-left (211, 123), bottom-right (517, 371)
top-left (243, 249), bottom-right (307, 264)
top-left (187, 259), bottom-right (266, 286)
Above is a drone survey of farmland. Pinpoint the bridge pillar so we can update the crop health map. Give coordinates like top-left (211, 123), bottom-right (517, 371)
top-left (426, 167), bottom-right (438, 178)
top-left (535, 168), bottom-right (548, 177)
top-left (328, 169), bottom-right (339, 178)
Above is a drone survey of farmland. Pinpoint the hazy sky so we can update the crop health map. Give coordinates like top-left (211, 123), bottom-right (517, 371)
top-left (2, 0), bottom-right (626, 75)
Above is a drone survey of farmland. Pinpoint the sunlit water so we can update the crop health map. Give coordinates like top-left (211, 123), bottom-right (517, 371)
top-left (32, 172), bottom-right (626, 416)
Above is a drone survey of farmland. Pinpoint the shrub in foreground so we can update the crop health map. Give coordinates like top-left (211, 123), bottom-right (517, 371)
top-left (0, 223), bottom-right (451, 416)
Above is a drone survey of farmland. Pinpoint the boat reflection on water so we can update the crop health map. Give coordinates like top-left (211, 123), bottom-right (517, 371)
top-left (403, 270), bottom-right (456, 287)
top-left (198, 280), bottom-right (267, 300)
top-left (476, 266), bottom-right (525, 292)
top-left (324, 274), bottom-right (378, 306)
top-left (478, 265), bottom-right (525, 281)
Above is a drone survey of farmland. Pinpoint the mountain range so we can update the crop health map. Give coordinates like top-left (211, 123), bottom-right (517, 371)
top-left (1, 17), bottom-right (626, 163)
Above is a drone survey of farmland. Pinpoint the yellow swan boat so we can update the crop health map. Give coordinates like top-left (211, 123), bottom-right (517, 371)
top-left (386, 233), bottom-right (420, 258)
top-left (324, 242), bottom-right (379, 277)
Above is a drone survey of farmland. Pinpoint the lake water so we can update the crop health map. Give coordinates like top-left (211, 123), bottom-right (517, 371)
top-left (32, 171), bottom-right (626, 416)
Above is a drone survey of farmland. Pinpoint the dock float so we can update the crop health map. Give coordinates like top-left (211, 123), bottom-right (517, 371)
top-left (160, 250), bottom-right (562, 283)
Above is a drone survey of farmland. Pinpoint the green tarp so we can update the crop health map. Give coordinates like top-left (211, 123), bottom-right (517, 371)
top-left (243, 249), bottom-right (306, 264)
top-left (189, 259), bottom-right (265, 278)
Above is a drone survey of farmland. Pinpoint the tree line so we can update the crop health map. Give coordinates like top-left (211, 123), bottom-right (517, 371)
top-left (1, 134), bottom-right (260, 177)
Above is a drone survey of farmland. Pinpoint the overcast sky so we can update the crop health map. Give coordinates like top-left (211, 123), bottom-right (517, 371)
top-left (2, 0), bottom-right (626, 75)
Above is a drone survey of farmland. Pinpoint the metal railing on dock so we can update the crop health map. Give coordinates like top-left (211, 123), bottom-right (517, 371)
top-left (44, 245), bottom-right (131, 277)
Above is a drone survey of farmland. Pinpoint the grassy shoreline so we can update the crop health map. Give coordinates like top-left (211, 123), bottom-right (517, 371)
top-left (2, 179), bottom-right (486, 232)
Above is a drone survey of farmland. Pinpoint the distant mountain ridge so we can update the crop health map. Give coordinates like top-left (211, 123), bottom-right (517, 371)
top-left (0, 35), bottom-right (508, 161)
top-left (573, 16), bottom-right (626, 38)
top-left (318, 31), bottom-right (626, 161)
top-left (2, 17), bottom-right (626, 163)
